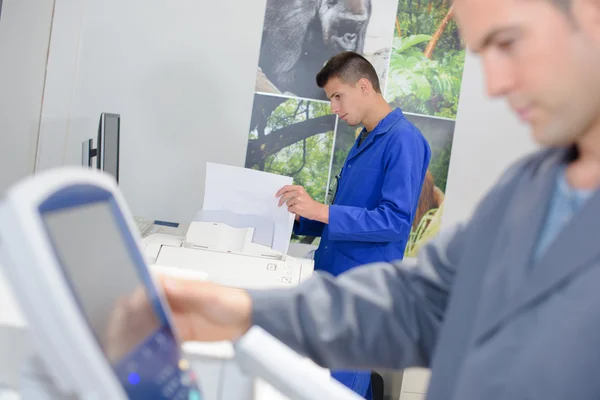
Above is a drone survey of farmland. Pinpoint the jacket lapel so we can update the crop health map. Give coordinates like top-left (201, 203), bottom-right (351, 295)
top-left (473, 149), bottom-right (565, 343)
top-left (346, 127), bottom-right (382, 162)
top-left (345, 108), bottom-right (404, 162)
top-left (515, 186), bottom-right (600, 311)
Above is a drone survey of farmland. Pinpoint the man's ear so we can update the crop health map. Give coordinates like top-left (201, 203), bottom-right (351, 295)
top-left (358, 78), bottom-right (371, 95)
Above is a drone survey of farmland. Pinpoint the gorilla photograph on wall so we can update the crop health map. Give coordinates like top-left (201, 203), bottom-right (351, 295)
top-left (255, 0), bottom-right (399, 101)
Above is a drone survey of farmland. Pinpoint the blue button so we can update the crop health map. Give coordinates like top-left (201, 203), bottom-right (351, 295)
top-left (188, 389), bottom-right (201, 400)
top-left (127, 372), bottom-right (140, 385)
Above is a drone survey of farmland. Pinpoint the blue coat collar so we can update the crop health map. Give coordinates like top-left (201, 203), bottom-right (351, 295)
top-left (348, 108), bottom-right (404, 160)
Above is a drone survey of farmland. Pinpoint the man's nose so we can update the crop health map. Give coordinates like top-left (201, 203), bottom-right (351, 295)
top-left (484, 56), bottom-right (516, 98)
top-left (331, 102), bottom-right (340, 115)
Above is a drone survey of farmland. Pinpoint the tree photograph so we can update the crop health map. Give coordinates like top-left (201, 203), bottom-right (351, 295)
top-left (245, 94), bottom-right (337, 243)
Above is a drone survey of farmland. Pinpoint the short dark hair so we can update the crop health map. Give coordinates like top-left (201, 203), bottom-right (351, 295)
top-left (316, 51), bottom-right (381, 94)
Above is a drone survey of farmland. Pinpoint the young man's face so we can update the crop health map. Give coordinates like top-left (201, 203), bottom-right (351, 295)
top-left (454, 0), bottom-right (600, 147)
top-left (323, 77), bottom-right (370, 127)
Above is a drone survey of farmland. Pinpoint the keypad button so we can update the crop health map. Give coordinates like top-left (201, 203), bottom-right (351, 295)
top-left (188, 389), bottom-right (202, 400)
top-left (142, 347), bottom-right (153, 359)
top-left (162, 377), bottom-right (180, 397)
top-left (178, 359), bottom-right (190, 371)
top-left (180, 372), bottom-right (191, 386)
top-left (157, 365), bottom-right (175, 385)
top-left (162, 386), bottom-right (175, 397)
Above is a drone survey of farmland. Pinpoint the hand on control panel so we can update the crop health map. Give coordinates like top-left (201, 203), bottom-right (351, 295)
top-left (157, 275), bottom-right (253, 343)
top-left (103, 286), bottom-right (160, 364)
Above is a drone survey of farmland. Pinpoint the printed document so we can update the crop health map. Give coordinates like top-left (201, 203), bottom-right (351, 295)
top-left (202, 162), bottom-right (295, 257)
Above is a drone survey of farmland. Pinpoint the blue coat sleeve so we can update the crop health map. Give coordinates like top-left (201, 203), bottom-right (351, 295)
top-left (293, 217), bottom-right (325, 237)
top-left (328, 129), bottom-right (430, 242)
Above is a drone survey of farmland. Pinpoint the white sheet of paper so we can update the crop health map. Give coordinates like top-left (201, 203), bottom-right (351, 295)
top-left (185, 222), bottom-right (254, 252)
top-left (203, 162), bottom-right (295, 257)
top-left (193, 210), bottom-right (274, 248)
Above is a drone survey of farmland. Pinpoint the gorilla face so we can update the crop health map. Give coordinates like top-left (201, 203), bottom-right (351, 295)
top-left (318, 0), bottom-right (371, 53)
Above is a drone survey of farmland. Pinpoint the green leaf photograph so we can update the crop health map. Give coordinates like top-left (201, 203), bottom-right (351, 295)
top-left (386, 0), bottom-right (465, 120)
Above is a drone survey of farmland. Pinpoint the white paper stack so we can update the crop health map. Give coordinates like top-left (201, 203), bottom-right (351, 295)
top-left (201, 162), bottom-right (295, 258)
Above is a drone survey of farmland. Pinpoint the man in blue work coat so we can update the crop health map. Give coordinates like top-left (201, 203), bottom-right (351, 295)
top-left (275, 52), bottom-right (431, 398)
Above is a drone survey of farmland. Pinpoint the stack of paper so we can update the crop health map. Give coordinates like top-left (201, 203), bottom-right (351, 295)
top-left (194, 210), bottom-right (274, 249)
top-left (201, 162), bottom-right (295, 258)
top-left (184, 222), bottom-right (254, 253)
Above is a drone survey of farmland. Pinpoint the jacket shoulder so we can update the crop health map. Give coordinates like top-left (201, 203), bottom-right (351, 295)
top-left (386, 115), bottom-right (429, 150)
top-left (466, 147), bottom-right (561, 225)
top-left (495, 147), bottom-right (562, 187)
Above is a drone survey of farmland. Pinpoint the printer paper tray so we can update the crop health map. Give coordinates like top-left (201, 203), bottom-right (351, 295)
top-left (155, 246), bottom-right (313, 289)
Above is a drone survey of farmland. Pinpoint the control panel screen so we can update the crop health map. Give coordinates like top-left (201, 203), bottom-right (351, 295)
top-left (43, 200), bottom-right (201, 399)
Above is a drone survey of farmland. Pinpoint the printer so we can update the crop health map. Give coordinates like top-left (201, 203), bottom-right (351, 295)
top-left (141, 213), bottom-right (315, 290)
top-left (134, 210), bottom-right (319, 400)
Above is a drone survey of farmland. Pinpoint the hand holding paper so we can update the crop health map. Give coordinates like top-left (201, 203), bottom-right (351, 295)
top-left (203, 162), bottom-right (295, 257)
top-left (276, 185), bottom-right (329, 224)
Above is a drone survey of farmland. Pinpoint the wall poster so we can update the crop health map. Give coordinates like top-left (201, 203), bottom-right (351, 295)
top-left (246, 0), bottom-right (465, 256)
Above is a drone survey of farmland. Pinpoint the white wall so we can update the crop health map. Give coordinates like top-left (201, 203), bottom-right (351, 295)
top-left (0, 0), bottom-right (54, 191)
top-left (0, 0), bottom-right (55, 389)
top-left (36, 0), bottom-right (268, 224)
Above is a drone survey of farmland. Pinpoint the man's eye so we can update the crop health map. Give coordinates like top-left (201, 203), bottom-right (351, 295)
top-left (497, 39), bottom-right (515, 52)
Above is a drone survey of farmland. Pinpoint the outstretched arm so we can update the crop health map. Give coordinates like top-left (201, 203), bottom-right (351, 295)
top-left (154, 223), bottom-right (464, 372)
top-left (248, 223), bottom-right (465, 370)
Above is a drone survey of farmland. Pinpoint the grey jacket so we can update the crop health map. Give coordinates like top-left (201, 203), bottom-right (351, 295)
top-left (249, 146), bottom-right (600, 400)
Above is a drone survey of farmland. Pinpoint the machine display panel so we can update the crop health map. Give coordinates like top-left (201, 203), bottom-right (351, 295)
top-left (39, 184), bottom-right (201, 400)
